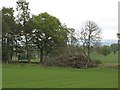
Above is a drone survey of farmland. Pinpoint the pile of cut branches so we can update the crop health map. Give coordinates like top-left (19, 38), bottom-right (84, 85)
top-left (55, 53), bottom-right (96, 68)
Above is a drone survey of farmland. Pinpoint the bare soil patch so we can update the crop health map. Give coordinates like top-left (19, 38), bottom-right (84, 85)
top-left (100, 63), bottom-right (120, 69)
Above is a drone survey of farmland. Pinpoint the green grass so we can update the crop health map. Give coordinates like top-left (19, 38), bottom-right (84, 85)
top-left (91, 52), bottom-right (118, 63)
top-left (0, 64), bottom-right (2, 89)
top-left (2, 52), bottom-right (118, 88)
top-left (2, 64), bottom-right (118, 88)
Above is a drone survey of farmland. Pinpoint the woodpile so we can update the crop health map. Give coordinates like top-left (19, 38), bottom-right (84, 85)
top-left (55, 53), bottom-right (96, 68)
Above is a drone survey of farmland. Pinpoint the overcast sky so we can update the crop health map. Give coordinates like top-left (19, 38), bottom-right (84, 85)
top-left (0, 0), bottom-right (119, 40)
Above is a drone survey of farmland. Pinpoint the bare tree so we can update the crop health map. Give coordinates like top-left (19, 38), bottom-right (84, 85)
top-left (80, 21), bottom-right (101, 56)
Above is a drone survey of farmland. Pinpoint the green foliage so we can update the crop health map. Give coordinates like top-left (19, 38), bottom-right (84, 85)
top-left (2, 7), bottom-right (16, 62)
top-left (117, 33), bottom-right (120, 39)
top-left (100, 45), bottom-right (112, 56)
top-left (2, 1), bottom-right (105, 66)
top-left (30, 12), bottom-right (68, 62)
top-left (110, 43), bottom-right (118, 54)
top-left (16, 1), bottom-right (30, 26)
top-left (93, 59), bottom-right (102, 65)
top-left (16, 1), bottom-right (32, 62)
top-left (2, 4), bottom-right (68, 63)
top-left (2, 7), bottom-right (15, 33)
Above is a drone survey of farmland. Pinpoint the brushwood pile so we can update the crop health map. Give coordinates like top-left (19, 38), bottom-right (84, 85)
top-left (55, 53), bottom-right (96, 68)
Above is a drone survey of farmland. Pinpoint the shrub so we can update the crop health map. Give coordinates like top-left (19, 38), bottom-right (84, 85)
top-left (93, 59), bottom-right (102, 65)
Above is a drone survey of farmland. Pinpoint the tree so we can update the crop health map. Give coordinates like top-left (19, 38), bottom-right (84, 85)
top-left (30, 12), bottom-right (68, 63)
top-left (110, 43), bottom-right (118, 54)
top-left (117, 33), bottom-right (120, 40)
top-left (16, 0), bottom-right (31, 62)
top-left (100, 45), bottom-right (111, 56)
top-left (67, 28), bottom-right (78, 53)
top-left (2, 7), bottom-right (16, 62)
top-left (67, 28), bottom-right (78, 46)
top-left (80, 21), bottom-right (101, 56)
top-left (117, 33), bottom-right (120, 55)
top-left (117, 33), bottom-right (120, 45)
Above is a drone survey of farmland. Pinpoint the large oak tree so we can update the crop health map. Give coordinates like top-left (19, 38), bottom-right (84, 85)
top-left (30, 12), bottom-right (68, 63)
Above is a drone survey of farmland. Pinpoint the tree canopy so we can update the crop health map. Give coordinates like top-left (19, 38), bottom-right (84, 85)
top-left (30, 12), bottom-right (68, 63)
top-left (2, 7), bottom-right (16, 62)
top-left (2, 1), bottom-right (104, 65)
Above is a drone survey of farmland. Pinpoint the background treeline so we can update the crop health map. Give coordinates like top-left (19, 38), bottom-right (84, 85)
top-left (1, 1), bottom-right (119, 65)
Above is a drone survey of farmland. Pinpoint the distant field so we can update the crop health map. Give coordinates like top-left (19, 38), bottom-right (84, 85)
top-left (91, 52), bottom-right (118, 63)
top-left (2, 64), bottom-right (118, 88)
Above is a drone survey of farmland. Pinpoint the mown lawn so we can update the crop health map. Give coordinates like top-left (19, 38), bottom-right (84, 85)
top-left (2, 64), bottom-right (118, 88)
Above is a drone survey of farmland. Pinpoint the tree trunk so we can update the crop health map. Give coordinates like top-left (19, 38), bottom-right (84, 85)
top-left (26, 46), bottom-right (30, 63)
top-left (87, 32), bottom-right (91, 57)
top-left (87, 44), bottom-right (90, 57)
top-left (25, 36), bottom-right (30, 63)
top-left (40, 48), bottom-right (44, 64)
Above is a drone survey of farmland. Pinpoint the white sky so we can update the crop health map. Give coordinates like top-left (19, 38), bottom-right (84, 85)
top-left (0, 0), bottom-right (119, 40)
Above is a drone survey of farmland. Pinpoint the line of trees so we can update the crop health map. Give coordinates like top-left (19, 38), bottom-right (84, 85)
top-left (2, 1), bottom-right (69, 63)
top-left (99, 44), bottom-right (118, 56)
top-left (2, 0), bottom-right (118, 64)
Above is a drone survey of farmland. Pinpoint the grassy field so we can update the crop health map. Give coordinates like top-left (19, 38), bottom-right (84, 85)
top-left (2, 64), bottom-right (118, 88)
top-left (0, 64), bottom-right (2, 89)
top-left (2, 52), bottom-right (118, 88)
top-left (91, 52), bottom-right (118, 63)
